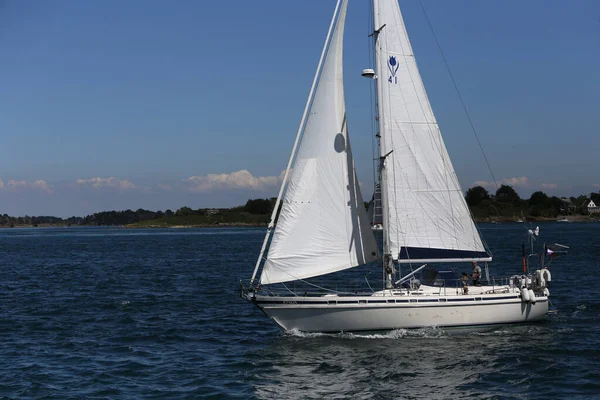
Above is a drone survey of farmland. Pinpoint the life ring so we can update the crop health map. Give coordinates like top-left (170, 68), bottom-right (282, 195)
top-left (535, 270), bottom-right (546, 289)
top-left (541, 268), bottom-right (551, 283)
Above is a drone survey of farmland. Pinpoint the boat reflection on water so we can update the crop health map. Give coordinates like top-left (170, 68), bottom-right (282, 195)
top-left (253, 324), bottom-right (558, 400)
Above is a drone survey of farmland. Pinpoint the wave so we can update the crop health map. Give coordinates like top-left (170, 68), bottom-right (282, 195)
top-left (283, 326), bottom-right (448, 339)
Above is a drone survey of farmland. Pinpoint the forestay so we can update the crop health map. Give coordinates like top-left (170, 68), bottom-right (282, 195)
top-left (373, 0), bottom-right (490, 263)
top-left (260, 0), bottom-right (379, 285)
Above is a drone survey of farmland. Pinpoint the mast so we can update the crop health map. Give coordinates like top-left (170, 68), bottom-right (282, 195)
top-left (372, 0), bottom-right (395, 289)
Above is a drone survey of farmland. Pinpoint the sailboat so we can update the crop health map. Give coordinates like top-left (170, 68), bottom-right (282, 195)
top-left (241, 0), bottom-right (555, 333)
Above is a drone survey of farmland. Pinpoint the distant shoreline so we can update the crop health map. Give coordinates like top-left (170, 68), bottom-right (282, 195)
top-left (2, 216), bottom-right (598, 229)
top-left (474, 215), bottom-right (598, 223)
top-left (126, 222), bottom-right (267, 228)
top-left (3, 192), bottom-right (599, 229)
top-left (1, 222), bottom-right (268, 229)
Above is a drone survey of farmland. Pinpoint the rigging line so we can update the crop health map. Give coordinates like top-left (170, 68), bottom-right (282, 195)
top-left (416, 0), bottom-right (494, 257)
top-left (281, 282), bottom-right (298, 297)
top-left (297, 278), bottom-right (351, 294)
top-left (417, 0), bottom-right (499, 190)
top-left (277, 276), bottom-right (365, 295)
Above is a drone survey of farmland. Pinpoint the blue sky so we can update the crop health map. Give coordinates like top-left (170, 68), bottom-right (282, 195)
top-left (1, 0), bottom-right (599, 217)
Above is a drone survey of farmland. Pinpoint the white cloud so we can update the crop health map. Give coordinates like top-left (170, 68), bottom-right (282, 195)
top-left (3, 179), bottom-right (53, 193)
top-left (157, 184), bottom-right (173, 191)
top-left (475, 176), bottom-right (529, 189)
top-left (76, 177), bottom-right (136, 190)
top-left (33, 180), bottom-right (53, 192)
top-left (118, 180), bottom-right (136, 190)
top-left (474, 180), bottom-right (494, 188)
top-left (185, 169), bottom-right (281, 192)
top-left (8, 180), bottom-right (28, 188)
top-left (541, 183), bottom-right (558, 189)
top-left (502, 176), bottom-right (529, 187)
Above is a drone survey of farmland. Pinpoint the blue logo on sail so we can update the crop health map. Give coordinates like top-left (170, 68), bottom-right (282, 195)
top-left (388, 56), bottom-right (399, 84)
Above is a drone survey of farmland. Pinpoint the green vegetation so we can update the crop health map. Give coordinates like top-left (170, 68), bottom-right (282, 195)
top-left (129, 198), bottom-right (277, 227)
top-left (1, 189), bottom-right (599, 228)
top-left (0, 199), bottom-right (277, 228)
top-left (0, 214), bottom-right (82, 228)
top-left (465, 185), bottom-right (600, 221)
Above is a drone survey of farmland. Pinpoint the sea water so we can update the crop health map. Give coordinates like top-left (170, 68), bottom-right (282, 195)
top-left (0, 223), bottom-right (598, 399)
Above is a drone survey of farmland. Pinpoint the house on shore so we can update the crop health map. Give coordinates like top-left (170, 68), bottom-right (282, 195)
top-left (560, 197), bottom-right (576, 215)
top-left (587, 200), bottom-right (600, 214)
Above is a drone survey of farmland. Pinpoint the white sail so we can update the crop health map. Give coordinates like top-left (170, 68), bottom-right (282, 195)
top-left (260, 0), bottom-right (379, 285)
top-left (373, 0), bottom-right (490, 263)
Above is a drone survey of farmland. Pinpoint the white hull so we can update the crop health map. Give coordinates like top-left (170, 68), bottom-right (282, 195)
top-left (251, 287), bottom-right (548, 333)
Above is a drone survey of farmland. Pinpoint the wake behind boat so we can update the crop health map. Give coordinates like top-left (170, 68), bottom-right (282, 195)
top-left (241, 0), bottom-right (565, 333)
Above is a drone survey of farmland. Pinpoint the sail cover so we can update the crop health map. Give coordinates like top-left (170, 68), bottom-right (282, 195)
top-left (260, 0), bottom-right (379, 285)
top-left (373, 0), bottom-right (490, 263)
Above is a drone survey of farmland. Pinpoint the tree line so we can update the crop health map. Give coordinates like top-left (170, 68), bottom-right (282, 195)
top-left (0, 215), bottom-right (83, 227)
top-left (1, 188), bottom-right (598, 227)
top-left (0, 198), bottom-right (277, 227)
top-left (465, 184), bottom-right (600, 219)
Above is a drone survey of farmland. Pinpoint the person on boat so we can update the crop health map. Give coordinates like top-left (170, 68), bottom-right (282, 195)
top-left (471, 261), bottom-right (482, 286)
top-left (460, 273), bottom-right (469, 294)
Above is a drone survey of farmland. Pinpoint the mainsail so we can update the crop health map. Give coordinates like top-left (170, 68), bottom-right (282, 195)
top-left (260, 0), bottom-right (379, 285)
top-left (373, 0), bottom-right (490, 263)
